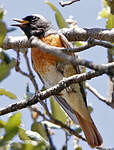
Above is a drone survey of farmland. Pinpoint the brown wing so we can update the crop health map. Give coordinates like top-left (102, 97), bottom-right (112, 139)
top-left (59, 33), bottom-right (87, 106)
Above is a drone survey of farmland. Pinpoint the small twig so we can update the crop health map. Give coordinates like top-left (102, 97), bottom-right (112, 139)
top-left (59, 0), bottom-right (80, 7)
top-left (107, 48), bottom-right (114, 102)
top-left (44, 124), bottom-right (56, 150)
top-left (86, 82), bottom-right (114, 109)
top-left (30, 107), bottom-right (86, 142)
top-left (23, 48), bottom-right (38, 91)
top-left (64, 38), bottom-right (114, 53)
top-left (15, 49), bottom-right (30, 77)
top-left (96, 146), bottom-right (114, 150)
top-left (86, 82), bottom-right (109, 103)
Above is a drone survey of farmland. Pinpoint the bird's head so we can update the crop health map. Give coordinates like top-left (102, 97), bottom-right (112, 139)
top-left (12, 14), bottom-right (55, 39)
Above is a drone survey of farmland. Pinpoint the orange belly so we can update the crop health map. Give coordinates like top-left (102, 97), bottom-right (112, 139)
top-left (31, 34), bottom-right (63, 75)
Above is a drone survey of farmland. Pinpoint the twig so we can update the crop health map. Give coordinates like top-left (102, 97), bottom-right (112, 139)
top-left (86, 82), bottom-right (114, 109)
top-left (59, 0), bottom-right (80, 7)
top-left (107, 48), bottom-right (114, 102)
top-left (0, 70), bottom-right (105, 116)
top-left (65, 38), bottom-right (114, 53)
top-left (28, 106), bottom-right (86, 141)
top-left (44, 124), bottom-right (56, 150)
top-left (15, 49), bottom-right (30, 77)
top-left (23, 49), bottom-right (38, 91)
top-left (86, 82), bottom-right (109, 103)
top-left (96, 146), bottom-right (114, 150)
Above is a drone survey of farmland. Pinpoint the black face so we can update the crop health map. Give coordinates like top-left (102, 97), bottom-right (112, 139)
top-left (23, 15), bottom-right (39, 25)
top-left (13, 15), bottom-right (52, 39)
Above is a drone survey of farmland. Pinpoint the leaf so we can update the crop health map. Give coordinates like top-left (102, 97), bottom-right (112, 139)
top-left (106, 14), bottom-right (114, 29)
top-left (0, 145), bottom-right (10, 150)
top-left (0, 120), bottom-right (7, 128)
top-left (50, 97), bottom-right (67, 123)
top-left (45, 1), bottom-right (68, 29)
top-left (98, 8), bottom-right (109, 19)
top-left (31, 122), bottom-right (48, 141)
top-left (11, 142), bottom-right (34, 150)
top-left (3, 113), bottom-right (21, 141)
top-left (0, 88), bottom-right (17, 99)
top-left (25, 130), bottom-right (48, 145)
top-left (0, 7), bottom-right (4, 21)
top-left (88, 105), bottom-right (93, 114)
top-left (18, 128), bottom-right (30, 141)
top-left (0, 21), bottom-right (7, 47)
top-left (74, 127), bottom-right (82, 134)
top-left (0, 51), bottom-right (16, 82)
top-left (76, 146), bottom-right (82, 150)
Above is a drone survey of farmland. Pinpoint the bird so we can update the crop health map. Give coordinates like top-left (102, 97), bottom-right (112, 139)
top-left (12, 14), bottom-right (103, 148)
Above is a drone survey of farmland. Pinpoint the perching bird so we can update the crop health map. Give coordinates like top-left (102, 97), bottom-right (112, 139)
top-left (12, 14), bottom-right (103, 148)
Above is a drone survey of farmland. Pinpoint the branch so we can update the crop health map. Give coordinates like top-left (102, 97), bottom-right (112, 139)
top-left (59, 28), bottom-right (114, 42)
top-left (2, 27), bottom-right (114, 50)
top-left (59, 0), bottom-right (80, 7)
top-left (86, 83), bottom-right (109, 103)
top-left (86, 82), bottom-right (114, 109)
top-left (44, 124), bottom-right (56, 150)
top-left (0, 70), bottom-right (104, 116)
top-left (67, 37), bottom-right (114, 53)
top-left (2, 36), bottom-right (114, 76)
top-left (30, 107), bottom-right (86, 141)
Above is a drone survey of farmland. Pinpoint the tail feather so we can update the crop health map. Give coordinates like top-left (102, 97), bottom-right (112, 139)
top-left (75, 111), bottom-right (103, 148)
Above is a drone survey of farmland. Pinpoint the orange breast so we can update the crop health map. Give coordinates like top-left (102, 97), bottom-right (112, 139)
top-left (31, 34), bottom-right (63, 75)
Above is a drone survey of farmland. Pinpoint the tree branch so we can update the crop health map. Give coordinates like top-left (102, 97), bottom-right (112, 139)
top-left (86, 83), bottom-right (109, 103)
top-left (59, 0), bottom-right (80, 7)
top-left (2, 36), bottom-right (114, 76)
top-left (59, 28), bottom-right (114, 42)
top-left (0, 70), bottom-right (104, 116)
top-left (2, 28), bottom-right (114, 51)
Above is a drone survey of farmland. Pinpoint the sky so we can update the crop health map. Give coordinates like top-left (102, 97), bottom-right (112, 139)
top-left (0, 0), bottom-right (114, 150)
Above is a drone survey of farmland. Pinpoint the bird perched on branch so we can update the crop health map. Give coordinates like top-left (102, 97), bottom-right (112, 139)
top-left (12, 14), bottom-right (103, 148)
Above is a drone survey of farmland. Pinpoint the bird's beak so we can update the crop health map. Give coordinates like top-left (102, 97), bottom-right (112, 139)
top-left (11, 18), bottom-right (29, 27)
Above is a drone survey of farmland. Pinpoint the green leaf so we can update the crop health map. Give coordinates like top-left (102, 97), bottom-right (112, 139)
top-left (88, 105), bottom-right (93, 114)
top-left (0, 51), bottom-right (16, 82)
top-left (3, 113), bottom-right (21, 141)
top-left (98, 8), bottom-right (109, 19)
top-left (0, 88), bottom-right (17, 99)
top-left (0, 145), bottom-right (10, 150)
top-left (74, 127), bottom-right (82, 134)
top-left (0, 21), bottom-right (7, 47)
top-left (0, 120), bottom-right (7, 128)
top-left (50, 97), bottom-right (67, 123)
top-left (106, 14), bottom-right (114, 29)
top-left (45, 1), bottom-right (68, 29)
top-left (18, 128), bottom-right (30, 141)
top-left (11, 142), bottom-right (34, 150)
top-left (76, 146), bottom-right (82, 150)
top-left (25, 130), bottom-right (48, 145)
top-left (0, 7), bottom-right (4, 21)
top-left (31, 122), bottom-right (48, 141)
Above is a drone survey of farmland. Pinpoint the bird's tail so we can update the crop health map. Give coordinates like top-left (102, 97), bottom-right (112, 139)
top-left (75, 111), bottom-right (103, 148)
